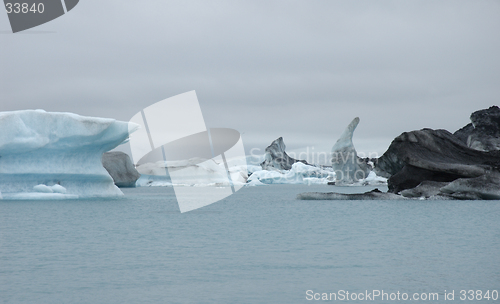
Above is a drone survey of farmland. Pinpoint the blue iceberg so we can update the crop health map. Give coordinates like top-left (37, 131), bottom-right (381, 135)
top-left (0, 110), bottom-right (138, 199)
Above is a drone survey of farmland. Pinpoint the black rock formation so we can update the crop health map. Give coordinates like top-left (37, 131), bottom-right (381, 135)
top-left (400, 181), bottom-right (450, 199)
top-left (453, 106), bottom-right (500, 151)
top-left (453, 123), bottom-right (474, 145)
top-left (440, 172), bottom-right (500, 200)
top-left (102, 152), bottom-right (141, 187)
top-left (374, 128), bottom-right (500, 193)
top-left (260, 137), bottom-right (308, 170)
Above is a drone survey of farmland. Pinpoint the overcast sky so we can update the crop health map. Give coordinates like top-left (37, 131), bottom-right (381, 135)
top-left (1, 1), bottom-right (499, 161)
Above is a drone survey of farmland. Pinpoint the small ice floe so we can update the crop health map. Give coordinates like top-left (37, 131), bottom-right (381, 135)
top-left (33, 184), bottom-right (54, 193)
top-left (246, 162), bottom-right (334, 185)
top-left (0, 184), bottom-right (76, 200)
top-left (50, 184), bottom-right (67, 194)
top-left (33, 184), bottom-right (67, 194)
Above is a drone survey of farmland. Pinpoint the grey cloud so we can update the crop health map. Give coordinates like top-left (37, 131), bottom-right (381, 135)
top-left (1, 0), bottom-right (499, 156)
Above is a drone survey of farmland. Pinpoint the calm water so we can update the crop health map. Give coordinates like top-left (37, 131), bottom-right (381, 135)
top-left (1, 185), bottom-right (499, 303)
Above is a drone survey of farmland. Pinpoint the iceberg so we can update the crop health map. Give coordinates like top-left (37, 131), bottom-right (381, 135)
top-left (0, 110), bottom-right (138, 199)
top-left (331, 117), bottom-right (371, 184)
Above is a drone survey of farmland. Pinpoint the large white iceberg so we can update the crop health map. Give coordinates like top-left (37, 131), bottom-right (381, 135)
top-left (0, 110), bottom-right (138, 199)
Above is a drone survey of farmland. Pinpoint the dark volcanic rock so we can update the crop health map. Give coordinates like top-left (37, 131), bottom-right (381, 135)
top-left (400, 181), bottom-right (450, 198)
top-left (374, 128), bottom-right (500, 193)
top-left (102, 152), bottom-right (141, 187)
top-left (440, 172), bottom-right (500, 200)
top-left (260, 137), bottom-right (308, 170)
top-left (453, 106), bottom-right (500, 151)
top-left (388, 164), bottom-right (467, 194)
top-left (453, 123), bottom-right (474, 145)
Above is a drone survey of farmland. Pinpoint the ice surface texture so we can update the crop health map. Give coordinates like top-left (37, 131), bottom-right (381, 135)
top-left (0, 110), bottom-right (138, 199)
top-left (248, 162), bottom-right (334, 185)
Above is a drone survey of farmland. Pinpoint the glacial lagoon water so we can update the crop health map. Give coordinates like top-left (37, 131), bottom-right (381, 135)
top-left (1, 184), bottom-right (499, 303)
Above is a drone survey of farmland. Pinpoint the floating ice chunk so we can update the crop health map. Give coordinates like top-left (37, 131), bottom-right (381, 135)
top-left (329, 171), bottom-right (388, 187)
top-left (135, 175), bottom-right (173, 187)
top-left (362, 171), bottom-right (387, 185)
top-left (33, 184), bottom-right (53, 193)
top-left (246, 178), bottom-right (266, 186)
top-left (2, 193), bottom-right (79, 200)
top-left (246, 162), bottom-right (334, 185)
top-left (50, 184), bottom-right (67, 194)
top-left (246, 165), bottom-right (264, 175)
top-left (247, 169), bottom-right (298, 184)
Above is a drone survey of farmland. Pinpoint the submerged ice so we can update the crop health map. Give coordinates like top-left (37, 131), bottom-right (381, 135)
top-left (0, 110), bottom-right (138, 199)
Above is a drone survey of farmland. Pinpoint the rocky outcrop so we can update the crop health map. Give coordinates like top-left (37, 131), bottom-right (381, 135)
top-left (331, 117), bottom-right (371, 183)
top-left (260, 137), bottom-right (308, 170)
top-left (297, 188), bottom-right (403, 200)
top-left (102, 152), bottom-right (141, 187)
top-left (373, 106), bottom-right (500, 198)
top-left (400, 173), bottom-right (500, 200)
top-left (453, 106), bottom-right (500, 151)
top-left (453, 123), bottom-right (474, 146)
top-left (374, 128), bottom-right (500, 193)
